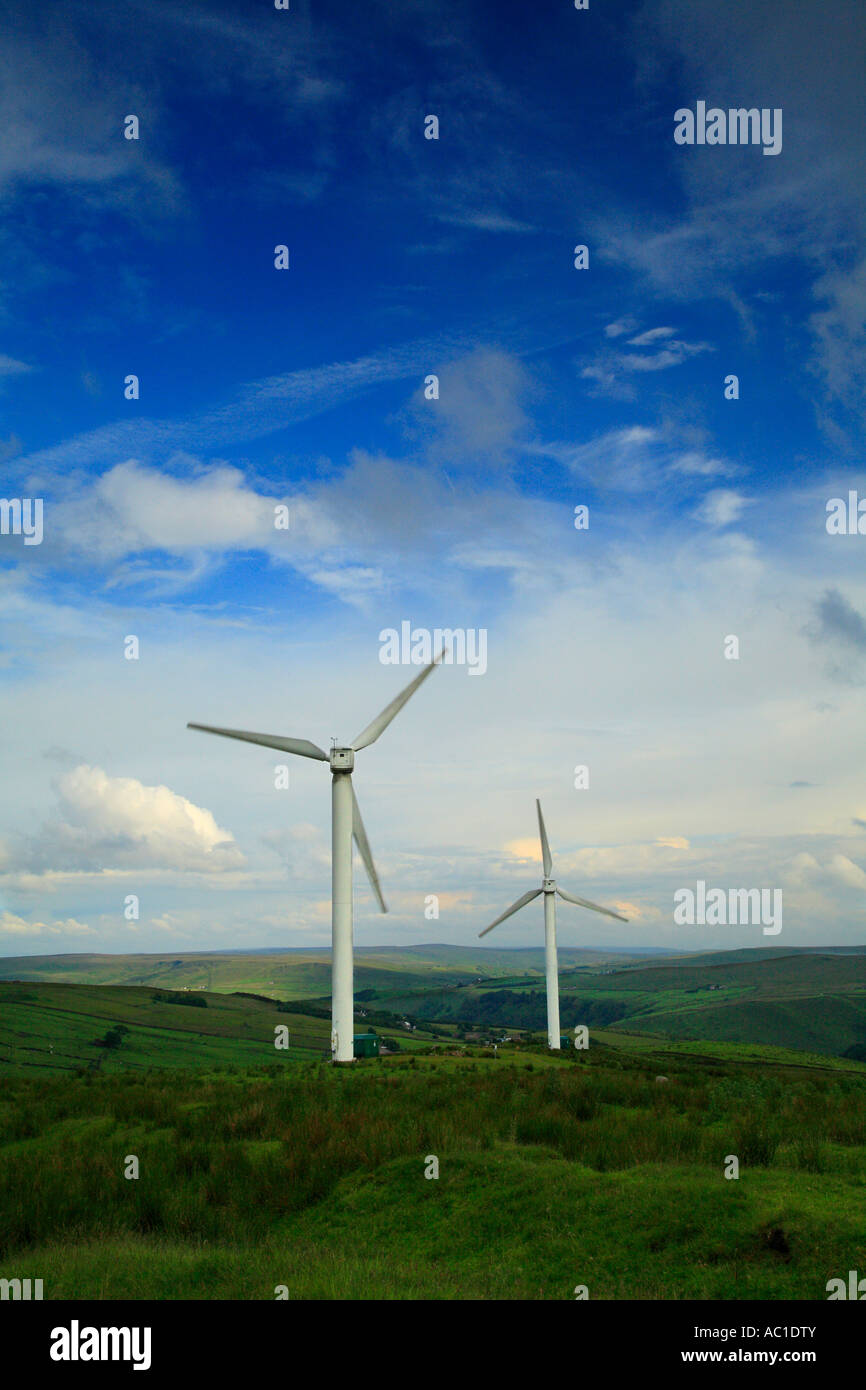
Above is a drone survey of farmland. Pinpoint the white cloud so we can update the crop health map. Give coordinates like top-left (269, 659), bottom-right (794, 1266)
top-left (694, 489), bottom-right (754, 527)
top-left (20, 765), bottom-right (245, 874)
top-left (56, 460), bottom-right (278, 560)
top-left (604, 317), bottom-right (639, 339)
top-left (580, 322), bottom-right (714, 394)
top-left (827, 854), bottom-right (866, 890)
top-left (536, 425), bottom-right (731, 493)
top-left (0, 910), bottom-right (95, 936)
top-left (669, 451), bottom-right (733, 478)
top-left (627, 327), bottom-right (676, 347)
top-left (622, 340), bottom-right (713, 372)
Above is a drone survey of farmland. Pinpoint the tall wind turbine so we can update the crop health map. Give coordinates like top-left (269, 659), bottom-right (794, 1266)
top-left (479, 800), bottom-right (628, 1050)
top-left (188, 656), bottom-right (442, 1062)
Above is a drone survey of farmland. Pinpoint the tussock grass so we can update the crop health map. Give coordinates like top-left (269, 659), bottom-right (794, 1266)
top-left (1, 1055), bottom-right (864, 1298)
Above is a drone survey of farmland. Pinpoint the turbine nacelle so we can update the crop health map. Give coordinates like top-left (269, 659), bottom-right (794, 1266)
top-left (542, 876), bottom-right (556, 892)
top-left (329, 747), bottom-right (355, 771)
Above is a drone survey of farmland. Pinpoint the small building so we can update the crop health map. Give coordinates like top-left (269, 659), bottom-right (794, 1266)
top-left (353, 1032), bottom-right (380, 1059)
top-left (559, 1036), bottom-right (572, 1050)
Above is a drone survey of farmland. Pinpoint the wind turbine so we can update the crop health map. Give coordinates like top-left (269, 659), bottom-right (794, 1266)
top-left (188, 655), bottom-right (442, 1062)
top-left (479, 800), bottom-right (628, 1050)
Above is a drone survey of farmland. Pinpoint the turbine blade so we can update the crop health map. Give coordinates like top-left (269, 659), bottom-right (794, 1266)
top-left (556, 885), bottom-right (629, 922)
top-left (187, 723), bottom-right (328, 761)
top-left (478, 887), bottom-right (543, 937)
top-left (350, 652), bottom-right (443, 752)
top-left (351, 784), bottom-right (387, 913)
top-left (536, 799), bottom-right (552, 877)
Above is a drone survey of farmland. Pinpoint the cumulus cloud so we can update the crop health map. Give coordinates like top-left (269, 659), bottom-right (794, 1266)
top-left (827, 854), bottom-right (866, 889)
top-left (19, 765), bottom-right (245, 874)
top-left (503, 837), bottom-right (544, 863)
top-left (0, 910), bottom-right (95, 936)
top-left (54, 460), bottom-right (282, 561)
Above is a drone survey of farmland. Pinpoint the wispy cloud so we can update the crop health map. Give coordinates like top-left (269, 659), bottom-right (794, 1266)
top-left (580, 323), bottom-right (714, 394)
top-left (18, 338), bottom-right (469, 478)
top-left (0, 354), bottom-right (33, 376)
top-left (533, 424), bottom-right (733, 493)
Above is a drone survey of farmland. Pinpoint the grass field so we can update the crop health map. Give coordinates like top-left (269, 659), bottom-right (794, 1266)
top-left (1, 1046), bottom-right (864, 1299)
top-left (0, 981), bottom-right (460, 1076)
top-left (1, 949), bottom-right (864, 1300)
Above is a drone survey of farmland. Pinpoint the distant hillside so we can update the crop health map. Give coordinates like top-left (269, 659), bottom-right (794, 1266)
top-left (363, 953), bottom-right (866, 1058)
top-left (0, 982), bottom-right (332, 1075)
top-left (0, 944), bottom-right (667, 995)
top-left (622, 945), bottom-right (866, 971)
top-left (0, 980), bottom-right (456, 1077)
top-left (3, 947), bottom-right (865, 1061)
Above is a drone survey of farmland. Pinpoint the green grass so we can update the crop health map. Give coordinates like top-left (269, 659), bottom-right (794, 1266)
top-left (1, 1050), bottom-right (864, 1299)
top-left (0, 983), bottom-right (333, 1074)
top-left (1, 959), bottom-right (865, 1300)
top-left (380, 954), bottom-right (866, 1057)
top-left (0, 981), bottom-right (451, 1076)
top-left (6, 948), bottom-right (866, 1059)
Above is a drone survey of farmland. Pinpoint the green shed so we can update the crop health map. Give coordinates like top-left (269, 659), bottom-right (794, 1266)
top-left (559, 1036), bottom-right (572, 1050)
top-left (353, 1032), bottom-right (380, 1059)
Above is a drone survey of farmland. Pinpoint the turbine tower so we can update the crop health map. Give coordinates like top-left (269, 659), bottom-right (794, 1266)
top-left (479, 800), bottom-right (628, 1050)
top-left (188, 655), bottom-right (442, 1062)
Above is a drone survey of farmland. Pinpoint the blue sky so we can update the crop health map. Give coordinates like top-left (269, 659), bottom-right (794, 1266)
top-left (1, 0), bottom-right (865, 956)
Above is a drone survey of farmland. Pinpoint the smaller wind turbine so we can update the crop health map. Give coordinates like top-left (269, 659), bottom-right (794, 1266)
top-left (479, 800), bottom-right (628, 1050)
